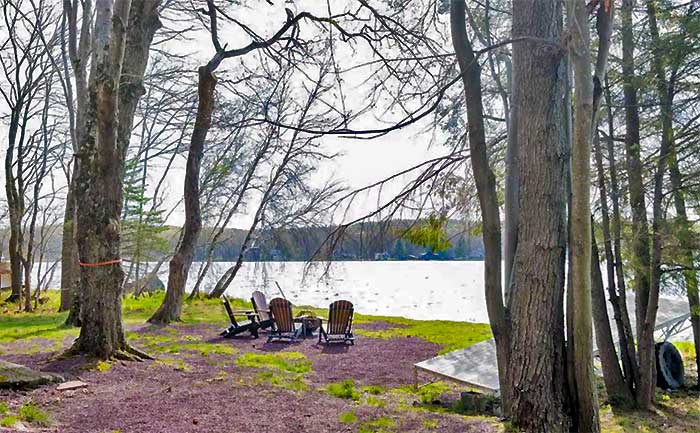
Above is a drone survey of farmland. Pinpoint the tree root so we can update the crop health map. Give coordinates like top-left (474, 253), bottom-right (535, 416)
top-left (146, 311), bottom-right (183, 326)
top-left (121, 343), bottom-right (154, 361)
top-left (58, 341), bottom-right (153, 362)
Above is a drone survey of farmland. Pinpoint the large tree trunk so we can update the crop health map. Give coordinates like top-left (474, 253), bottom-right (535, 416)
top-left (508, 0), bottom-right (569, 430)
top-left (450, 0), bottom-right (511, 413)
top-left (72, 0), bottom-right (144, 359)
top-left (149, 65), bottom-right (216, 324)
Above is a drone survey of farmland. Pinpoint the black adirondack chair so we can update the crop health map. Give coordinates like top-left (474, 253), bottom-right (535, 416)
top-left (318, 300), bottom-right (355, 345)
top-left (221, 295), bottom-right (261, 338)
top-left (267, 297), bottom-right (302, 342)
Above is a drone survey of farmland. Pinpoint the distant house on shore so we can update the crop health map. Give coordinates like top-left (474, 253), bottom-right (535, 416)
top-left (374, 252), bottom-right (390, 261)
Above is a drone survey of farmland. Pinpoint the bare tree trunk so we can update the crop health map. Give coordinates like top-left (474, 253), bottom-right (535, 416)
top-left (61, 0), bottom-right (92, 322)
top-left (591, 226), bottom-right (634, 405)
top-left (604, 79), bottom-right (639, 394)
top-left (71, 0), bottom-right (151, 360)
top-left (4, 119), bottom-right (23, 304)
top-left (60, 185), bottom-right (79, 313)
top-left (508, 0), bottom-right (570, 430)
top-left (450, 0), bottom-right (511, 413)
top-left (667, 141), bottom-right (700, 388)
top-left (149, 65), bottom-right (216, 324)
top-left (638, 0), bottom-right (673, 408)
top-left (621, 0), bottom-right (651, 342)
top-left (568, 0), bottom-right (599, 428)
top-left (594, 130), bottom-right (637, 404)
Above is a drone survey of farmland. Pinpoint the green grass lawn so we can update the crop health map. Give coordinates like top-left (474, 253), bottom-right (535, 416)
top-left (0, 289), bottom-right (492, 355)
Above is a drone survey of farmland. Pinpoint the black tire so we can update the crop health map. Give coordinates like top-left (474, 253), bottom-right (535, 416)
top-left (655, 341), bottom-right (685, 390)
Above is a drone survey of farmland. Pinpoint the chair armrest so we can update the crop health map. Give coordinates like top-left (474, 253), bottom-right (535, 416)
top-left (229, 309), bottom-right (256, 315)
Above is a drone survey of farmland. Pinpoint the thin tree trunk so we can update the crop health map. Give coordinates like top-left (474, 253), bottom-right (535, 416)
top-left (667, 140), bottom-right (700, 387)
top-left (591, 226), bottom-right (634, 405)
top-left (621, 0), bottom-right (651, 342)
top-left (450, 0), bottom-right (511, 413)
top-left (638, 0), bottom-right (673, 408)
top-left (149, 65), bottom-right (216, 324)
top-left (61, 0), bottom-right (92, 322)
top-left (60, 184), bottom-right (79, 313)
top-left (4, 118), bottom-right (23, 304)
top-left (604, 79), bottom-right (639, 394)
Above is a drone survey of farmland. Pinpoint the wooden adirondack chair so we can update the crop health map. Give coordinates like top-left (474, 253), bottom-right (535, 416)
top-left (267, 297), bottom-right (302, 342)
top-left (251, 290), bottom-right (273, 330)
top-left (318, 300), bottom-right (355, 345)
top-left (221, 295), bottom-right (261, 338)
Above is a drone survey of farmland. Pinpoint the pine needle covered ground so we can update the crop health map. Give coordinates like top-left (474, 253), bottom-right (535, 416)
top-left (0, 291), bottom-right (698, 432)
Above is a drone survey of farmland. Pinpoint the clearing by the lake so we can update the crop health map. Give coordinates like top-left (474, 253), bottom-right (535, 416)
top-left (0, 292), bottom-right (698, 433)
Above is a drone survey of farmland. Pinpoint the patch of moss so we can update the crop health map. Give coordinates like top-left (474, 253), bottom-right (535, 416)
top-left (95, 361), bottom-right (112, 372)
top-left (0, 402), bottom-right (8, 415)
top-left (396, 381), bottom-right (451, 404)
top-left (338, 411), bottom-right (357, 424)
top-left (0, 415), bottom-right (19, 427)
top-left (360, 385), bottom-right (385, 395)
top-left (326, 380), bottom-right (360, 401)
top-left (364, 396), bottom-right (386, 408)
top-left (254, 370), bottom-right (308, 392)
top-left (358, 416), bottom-right (396, 433)
top-left (18, 401), bottom-right (50, 426)
top-left (355, 316), bottom-right (492, 354)
top-left (422, 419), bottom-right (439, 429)
top-left (235, 352), bottom-right (311, 374)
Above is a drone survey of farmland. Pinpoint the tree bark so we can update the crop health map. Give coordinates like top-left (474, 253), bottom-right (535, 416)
top-left (148, 65), bottom-right (216, 324)
top-left (4, 116), bottom-right (24, 304)
top-left (591, 226), bottom-right (634, 405)
top-left (637, 0), bottom-right (673, 408)
top-left (61, 0), bottom-right (92, 320)
top-left (568, 0), bottom-right (600, 428)
top-left (72, 0), bottom-right (147, 359)
top-left (603, 79), bottom-right (639, 394)
top-left (450, 0), bottom-right (511, 413)
top-left (667, 144), bottom-right (700, 387)
top-left (621, 0), bottom-right (651, 342)
top-left (508, 0), bottom-right (569, 429)
top-left (59, 184), bottom-right (79, 312)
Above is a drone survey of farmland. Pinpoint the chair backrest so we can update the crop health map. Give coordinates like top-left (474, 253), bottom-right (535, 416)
top-left (328, 300), bottom-right (353, 335)
top-left (251, 291), bottom-right (270, 322)
top-left (222, 295), bottom-right (239, 326)
top-left (269, 297), bottom-right (294, 333)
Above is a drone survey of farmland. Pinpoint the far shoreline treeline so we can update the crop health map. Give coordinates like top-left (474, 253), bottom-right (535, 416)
top-left (0, 219), bottom-right (485, 263)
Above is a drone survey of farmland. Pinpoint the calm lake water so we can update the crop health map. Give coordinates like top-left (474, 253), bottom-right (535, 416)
top-left (34, 261), bottom-right (489, 322)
